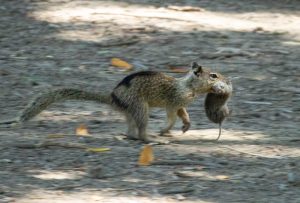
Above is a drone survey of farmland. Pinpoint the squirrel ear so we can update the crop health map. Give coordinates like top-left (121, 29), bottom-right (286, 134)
top-left (191, 62), bottom-right (203, 76)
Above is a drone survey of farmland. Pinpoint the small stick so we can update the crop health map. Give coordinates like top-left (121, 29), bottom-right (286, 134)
top-left (279, 87), bottom-right (300, 94)
top-left (153, 160), bottom-right (203, 165)
top-left (15, 141), bottom-right (87, 149)
top-left (221, 146), bottom-right (283, 159)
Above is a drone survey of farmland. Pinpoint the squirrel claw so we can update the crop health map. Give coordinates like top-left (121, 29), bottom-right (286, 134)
top-left (181, 122), bottom-right (191, 133)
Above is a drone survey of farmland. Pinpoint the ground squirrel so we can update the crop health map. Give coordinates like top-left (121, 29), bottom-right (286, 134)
top-left (1, 62), bottom-right (231, 143)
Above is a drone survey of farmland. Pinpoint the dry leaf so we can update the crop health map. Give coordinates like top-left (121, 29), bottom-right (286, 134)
top-left (138, 145), bottom-right (154, 166)
top-left (76, 124), bottom-right (90, 136)
top-left (111, 58), bottom-right (133, 70)
top-left (168, 65), bottom-right (189, 73)
top-left (86, 148), bottom-right (111, 153)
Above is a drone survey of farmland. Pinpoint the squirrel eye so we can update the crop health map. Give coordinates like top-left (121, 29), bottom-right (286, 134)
top-left (210, 73), bottom-right (218, 79)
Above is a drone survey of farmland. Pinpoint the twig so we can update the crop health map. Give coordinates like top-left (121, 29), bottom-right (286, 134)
top-left (221, 146), bottom-right (283, 159)
top-left (95, 38), bottom-right (140, 47)
top-left (39, 141), bottom-right (87, 149)
top-left (174, 171), bottom-right (196, 178)
top-left (93, 12), bottom-right (195, 23)
top-left (104, 188), bottom-right (136, 192)
top-left (50, 183), bottom-right (88, 190)
top-left (279, 87), bottom-right (300, 94)
top-left (167, 5), bottom-right (203, 12)
top-left (267, 68), bottom-right (300, 77)
top-left (15, 141), bottom-right (87, 149)
top-left (153, 160), bottom-right (203, 165)
top-left (288, 139), bottom-right (300, 142)
top-left (159, 187), bottom-right (194, 194)
top-left (160, 180), bottom-right (192, 184)
top-left (243, 101), bottom-right (272, 105)
top-left (0, 119), bottom-right (19, 127)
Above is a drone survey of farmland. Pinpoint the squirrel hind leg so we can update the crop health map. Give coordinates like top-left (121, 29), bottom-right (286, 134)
top-left (127, 102), bottom-right (150, 143)
top-left (125, 114), bottom-right (139, 140)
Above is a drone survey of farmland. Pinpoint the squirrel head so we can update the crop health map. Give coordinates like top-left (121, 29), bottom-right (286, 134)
top-left (187, 62), bottom-right (231, 94)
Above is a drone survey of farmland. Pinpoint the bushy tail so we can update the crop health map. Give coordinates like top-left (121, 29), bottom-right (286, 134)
top-left (2, 88), bottom-right (111, 124)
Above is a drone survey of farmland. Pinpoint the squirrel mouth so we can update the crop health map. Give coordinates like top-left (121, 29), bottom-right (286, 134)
top-left (211, 86), bottom-right (225, 94)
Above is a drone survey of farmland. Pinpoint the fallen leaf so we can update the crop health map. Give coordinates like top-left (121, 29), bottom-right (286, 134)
top-left (111, 58), bottom-right (133, 70)
top-left (168, 65), bottom-right (189, 73)
top-left (138, 145), bottom-right (154, 166)
top-left (86, 148), bottom-right (111, 153)
top-left (76, 124), bottom-right (90, 136)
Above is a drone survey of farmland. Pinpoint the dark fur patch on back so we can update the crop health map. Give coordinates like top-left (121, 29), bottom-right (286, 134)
top-left (116, 71), bottom-right (159, 88)
top-left (111, 92), bottom-right (128, 109)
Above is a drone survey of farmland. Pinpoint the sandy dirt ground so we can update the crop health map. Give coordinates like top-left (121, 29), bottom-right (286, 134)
top-left (0, 0), bottom-right (300, 202)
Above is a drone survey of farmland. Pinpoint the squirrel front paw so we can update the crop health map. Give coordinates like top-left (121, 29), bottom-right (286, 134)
top-left (181, 122), bottom-right (191, 133)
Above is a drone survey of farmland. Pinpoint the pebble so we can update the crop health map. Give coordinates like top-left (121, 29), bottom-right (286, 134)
top-left (0, 159), bottom-right (12, 163)
top-left (87, 165), bottom-right (103, 179)
top-left (287, 172), bottom-right (300, 185)
top-left (175, 194), bottom-right (186, 201)
top-left (278, 184), bottom-right (287, 190)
